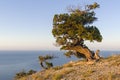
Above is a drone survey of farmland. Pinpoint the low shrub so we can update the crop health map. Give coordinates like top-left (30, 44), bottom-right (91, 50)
top-left (14, 69), bottom-right (36, 80)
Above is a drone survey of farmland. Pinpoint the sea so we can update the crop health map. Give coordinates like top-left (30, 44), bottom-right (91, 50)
top-left (0, 50), bottom-right (120, 80)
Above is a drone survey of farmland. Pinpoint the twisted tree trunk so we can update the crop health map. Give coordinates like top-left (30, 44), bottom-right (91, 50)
top-left (64, 46), bottom-right (100, 61)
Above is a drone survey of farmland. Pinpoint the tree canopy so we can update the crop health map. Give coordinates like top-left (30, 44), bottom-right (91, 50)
top-left (52, 2), bottom-right (102, 60)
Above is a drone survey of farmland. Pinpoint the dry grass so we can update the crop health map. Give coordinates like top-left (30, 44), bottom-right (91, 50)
top-left (83, 69), bottom-right (95, 77)
top-left (52, 69), bottom-right (74, 80)
top-left (53, 66), bottom-right (63, 70)
top-left (63, 63), bottom-right (73, 67)
top-left (18, 55), bottom-right (120, 80)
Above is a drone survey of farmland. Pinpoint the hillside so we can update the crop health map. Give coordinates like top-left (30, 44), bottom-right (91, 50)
top-left (17, 55), bottom-right (120, 80)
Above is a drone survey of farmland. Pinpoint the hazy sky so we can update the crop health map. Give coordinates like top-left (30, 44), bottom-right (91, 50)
top-left (0, 0), bottom-right (120, 50)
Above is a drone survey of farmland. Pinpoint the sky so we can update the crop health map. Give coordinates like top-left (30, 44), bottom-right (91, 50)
top-left (0, 0), bottom-right (120, 51)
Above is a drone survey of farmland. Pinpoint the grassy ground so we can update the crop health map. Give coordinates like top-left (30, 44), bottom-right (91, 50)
top-left (17, 55), bottom-right (120, 80)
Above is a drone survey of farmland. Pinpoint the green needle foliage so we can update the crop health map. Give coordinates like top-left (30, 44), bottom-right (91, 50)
top-left (52, 2), bottom-right (102, 59)
top-left (38, 55), bottom-right (55, 69)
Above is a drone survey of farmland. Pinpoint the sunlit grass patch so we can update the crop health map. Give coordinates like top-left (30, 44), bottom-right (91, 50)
top-left (52, 69), bottom-right (74, 80)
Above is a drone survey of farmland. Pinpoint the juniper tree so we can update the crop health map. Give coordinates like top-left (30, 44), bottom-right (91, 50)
top-left (52, 3), bottom-right (102, 61)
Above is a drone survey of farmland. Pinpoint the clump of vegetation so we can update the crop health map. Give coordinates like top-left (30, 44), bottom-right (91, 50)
top-left (38, 54), bottom-right (56, 69)
top-left (27, 70), bottom-right (37, 75)
top-left (14, 69), bottom-right (36, 80)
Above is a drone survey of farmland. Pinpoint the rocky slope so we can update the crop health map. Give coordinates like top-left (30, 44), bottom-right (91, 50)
top-left (17, 55), bottom-right (120, 80)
